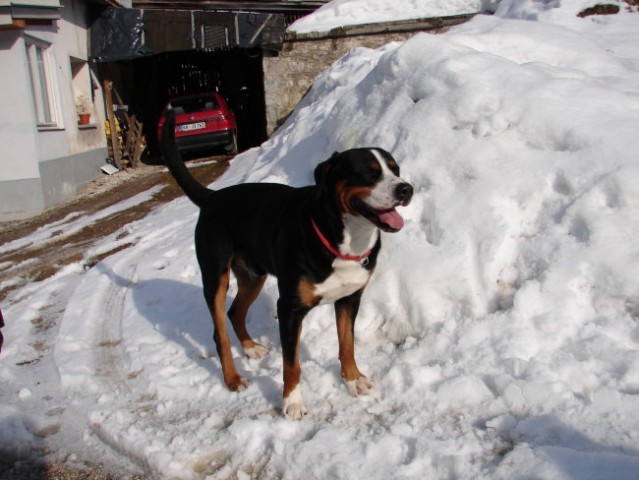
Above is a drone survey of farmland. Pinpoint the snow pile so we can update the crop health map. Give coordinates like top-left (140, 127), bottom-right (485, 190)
top-left (2, 0), bottom-right (639, 478)
top-left (289, 0), bottom-right (485, 34)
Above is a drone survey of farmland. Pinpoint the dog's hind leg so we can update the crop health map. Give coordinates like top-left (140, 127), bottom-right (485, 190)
top-left (228, 257), bottom-right (268, 359)
top-left (203, 261), bottom-right (248, 392)
top-left (335, 292), bottom-right (374, 397)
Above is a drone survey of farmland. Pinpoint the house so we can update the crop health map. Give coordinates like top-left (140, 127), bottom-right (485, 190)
top-left (0, 0), bottom-right (130, 216)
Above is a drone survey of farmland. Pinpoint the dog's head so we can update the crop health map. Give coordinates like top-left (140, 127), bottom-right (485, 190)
top-left (314, 148), bottom-right (413, 232)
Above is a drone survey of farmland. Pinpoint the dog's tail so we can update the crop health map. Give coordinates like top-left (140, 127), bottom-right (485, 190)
top-left (160, 109), bottom-right (213, 208)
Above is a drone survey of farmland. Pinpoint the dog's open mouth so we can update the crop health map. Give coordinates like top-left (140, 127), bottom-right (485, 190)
top-left (374, 207), bottom-right (405, 232)
top-left (352, 199), bottom-right (405, 232)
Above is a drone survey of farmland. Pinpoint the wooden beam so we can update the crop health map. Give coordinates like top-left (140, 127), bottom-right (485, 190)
top-left (100, 64), bottom-right (123, 169)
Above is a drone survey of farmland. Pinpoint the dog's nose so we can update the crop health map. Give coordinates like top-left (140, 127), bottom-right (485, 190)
top-left (395, 182), bottom-right (414, 205)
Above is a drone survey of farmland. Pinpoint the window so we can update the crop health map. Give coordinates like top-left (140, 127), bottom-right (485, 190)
top-left (70, 56), bottom-right (94, 121)
top-left (25, 37), bottom-right (58, 127)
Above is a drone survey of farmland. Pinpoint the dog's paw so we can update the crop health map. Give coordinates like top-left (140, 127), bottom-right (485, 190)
top-left (244, 342), bottom-right (268, 359)
top-left (283, 387), bottom-right (307, 420)
top-left (226, 374), bottom-right (249, 392)
top-left (345, 376), bottom-right (375, 397)
top-left (283, 399), bottom-right (307, 420)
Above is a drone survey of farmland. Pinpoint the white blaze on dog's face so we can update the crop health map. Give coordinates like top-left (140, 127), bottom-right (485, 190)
top-left (323, 148), bottom-right (414, 233)
top-left (364, 149), bottom-right (413, 231)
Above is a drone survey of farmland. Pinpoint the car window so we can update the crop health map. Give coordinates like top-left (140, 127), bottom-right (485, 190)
top-left (170, 96), bottom-right (219, 114)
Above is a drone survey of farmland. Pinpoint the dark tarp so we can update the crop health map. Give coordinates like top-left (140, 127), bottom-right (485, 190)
top-left (91, 8), bottom-right (151, 62)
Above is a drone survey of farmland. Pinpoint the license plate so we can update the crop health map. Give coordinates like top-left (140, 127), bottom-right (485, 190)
top-left (178, 122), bottom-right (205, 132)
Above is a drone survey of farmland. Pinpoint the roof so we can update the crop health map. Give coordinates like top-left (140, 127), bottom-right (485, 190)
top-left (0, 0), bottom-right (60, 6)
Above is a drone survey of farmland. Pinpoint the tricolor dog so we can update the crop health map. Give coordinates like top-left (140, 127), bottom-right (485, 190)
top-left (161, 113), bottom-right (413, 419)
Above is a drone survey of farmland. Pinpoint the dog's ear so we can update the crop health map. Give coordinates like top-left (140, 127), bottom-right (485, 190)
top-left (314, 151), bottom-right (340, 186)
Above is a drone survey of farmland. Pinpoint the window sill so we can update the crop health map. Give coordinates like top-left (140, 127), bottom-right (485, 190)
top-left (37, 125), bottom-right (64, 132)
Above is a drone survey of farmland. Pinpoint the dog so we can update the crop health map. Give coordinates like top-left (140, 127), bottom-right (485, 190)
top-left (160, 112), bottom-right (413, 419)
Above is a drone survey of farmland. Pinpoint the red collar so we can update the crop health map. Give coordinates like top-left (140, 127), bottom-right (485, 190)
top-left (311, 219), bottom-right (372, 263)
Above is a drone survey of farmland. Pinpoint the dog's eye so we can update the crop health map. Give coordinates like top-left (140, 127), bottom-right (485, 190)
top-left (386, 159), bottom-right (399, 175)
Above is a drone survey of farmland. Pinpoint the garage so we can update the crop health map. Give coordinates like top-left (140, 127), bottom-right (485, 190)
top-left (90, 7), bottom-right (289, 161)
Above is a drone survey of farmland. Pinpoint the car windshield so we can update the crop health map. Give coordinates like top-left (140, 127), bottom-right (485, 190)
top-left (170, 96), bottom-right (219, 115)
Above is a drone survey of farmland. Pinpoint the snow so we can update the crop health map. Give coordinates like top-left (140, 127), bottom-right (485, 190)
top-left (3, 0), bottom-right (639, 478)
top-left (288, 0), bottom-right (486, 34)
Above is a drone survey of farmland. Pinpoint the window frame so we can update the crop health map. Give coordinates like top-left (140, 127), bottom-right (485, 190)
top-left (24, 35), bottom-right (60, 128)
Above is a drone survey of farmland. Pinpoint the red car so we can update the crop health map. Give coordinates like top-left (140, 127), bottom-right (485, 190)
top-left (157, 92), bottom-right (238, 155)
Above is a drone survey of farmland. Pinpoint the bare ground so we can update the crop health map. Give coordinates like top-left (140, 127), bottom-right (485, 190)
top-left (0, 157), bottom-right (229, 303)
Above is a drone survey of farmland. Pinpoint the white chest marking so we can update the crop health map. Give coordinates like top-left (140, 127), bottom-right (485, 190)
top-left (340, 214), bottom-right (378, 258)
top-left (314, 258), bottom-right (371, 304)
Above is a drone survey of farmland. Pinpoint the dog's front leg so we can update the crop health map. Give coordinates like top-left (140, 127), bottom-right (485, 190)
top-left (335, 292), bottom-right (375, 397)
top-left (277, 297), bottom-right (310, 420)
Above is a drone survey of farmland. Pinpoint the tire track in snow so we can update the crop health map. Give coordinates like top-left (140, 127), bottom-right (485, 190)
top-left (95, 263), bottom-right (134, 396)
top-left (88, 255), bottom-right (158, 474)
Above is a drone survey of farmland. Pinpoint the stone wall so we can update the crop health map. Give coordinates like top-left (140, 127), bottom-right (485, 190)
top-left (263, 14), bottom-right (475, 134)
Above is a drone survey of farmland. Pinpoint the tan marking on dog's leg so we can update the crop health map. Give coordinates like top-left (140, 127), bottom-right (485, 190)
top-left (335, 304), bottom-right (363, 380)
top-left (228, 269), bottom-right (268, 359)
top-left (282, 324), bottom-right (306, 420)
top-left (335, 302), bottom-right (374, 397)
top-left (213, 268), bottom-right (248, 391)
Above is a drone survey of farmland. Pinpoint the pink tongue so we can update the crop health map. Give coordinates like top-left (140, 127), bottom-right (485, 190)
top-left (379, 209), bottom-right (404, 230)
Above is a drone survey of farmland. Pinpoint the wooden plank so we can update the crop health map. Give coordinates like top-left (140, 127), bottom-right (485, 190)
top-left (131, 117), bottom-right (146, 168)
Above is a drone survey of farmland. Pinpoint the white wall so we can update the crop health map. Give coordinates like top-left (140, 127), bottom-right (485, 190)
top-left (57, 0), bottom-right (107, 156)
top-left (0, 31), bottom-right (41, 180)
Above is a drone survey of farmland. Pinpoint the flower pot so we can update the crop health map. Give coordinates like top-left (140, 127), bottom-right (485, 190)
top-left (78, 113), bottom-right (91, 125)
